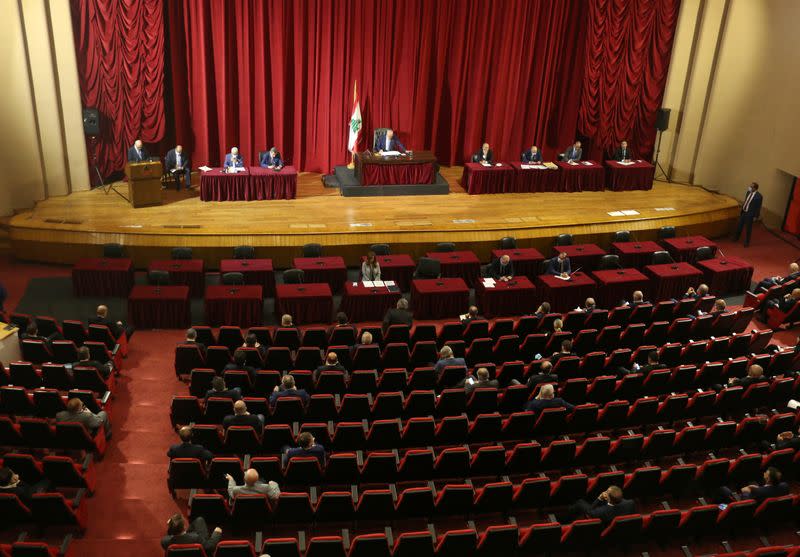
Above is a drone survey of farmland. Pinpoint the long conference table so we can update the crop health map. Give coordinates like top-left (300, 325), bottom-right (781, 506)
top-left (199, 167), bottom-right (298, 201)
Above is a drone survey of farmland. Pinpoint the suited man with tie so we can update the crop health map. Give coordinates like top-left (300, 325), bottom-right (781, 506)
top-left (564, 141), bottom-right (582, 162)
top-left (127, 139), bottom-right (149, 162)
top-left (473, 143), bottom-right (494, 164)
top-left (613, 141), bottom-right (633, 162)
top-left (488, 254), bottom-right (514, 281)
top-left (734, 182), bottom-right (762, 247)
top-left (374, 129), bottom-right (406, 154)
top-left (260, 147), bottom-right (283, 170)
top-left (546, 252), bottom-right (572, 277)
top-left (165, 145), bottom-right (191, 190)
top-left (223, 147), bottom-right (245, 170)
top-left (521, 145), bottom-right (542, 163)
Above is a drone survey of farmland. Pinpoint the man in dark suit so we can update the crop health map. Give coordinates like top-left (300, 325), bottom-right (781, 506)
top-left (624, 290), bottom-right (648, 306)
top-left (270, 374), bottom-right (309, 406)
top-left (525, 361), bottom-right (559, 389)
top-left (635, 351), bottom-right (665, 377)
top-left (457, 367), bottom-right (499, 396)
top-left (161, 513), bottom-right (222, 554)
top-left (382, 298), bottom-right (413, 331)
top-left (72, 345), bottom-right (112, 379)
top-left (682, 284), bottom-right (709, 300)
top-left (771, 429), bottom-right (800, 451)
top-left (546, 252), bottom-right (572, 277)
top-left (205, 376), bottom-right (242, 403)
top-left (285, 432), bottom-right (326, 466)
top-left (733, 182), bottom-right (762, 247)
top-left (613, 141), bottom-right (633, 162)
top-left (19, 323), bottom-right (60, 346)
top-left (89, 304), bottom-right (133, 340)
top-left (164, 144), bottom-right (191, 190)
top-left (223, 147), bottom-right (245, 169)
top-left (488, 254), bottom-right (514, 281)
top-left (259, 147), bottom-right (284, 169)
top-left (182, 328), bottom-right (206, 356)
top-left (473, 143), bottom-right (494, 164)
top-left (524, 383), bottom-right (575, 413)
top-left (717, 467), bottom-right (789, 504)
top-left (569, 486), bottom-right (636, 524)
top-left (374, 129), bottom-right (406, 153)
top-left (756, 262), bottom-right (800, 292)
top-left (224, 350), bottom-right (258, 382)
top-left (460, 306), bottom-right (484, 325)
top-left (716, 364), bottom-right (768, 393)
top-left (127, 139), bottom-right (149, 162)
top-left (223, 400), bottom-right (265, 434)
top-left (167, 426), bottom-right (213, 461)
top-left (521, 145), bottom-right (543, 163)
top-left (433, 345), bottom-right (466, 379)
top-left (313, 352), bottom-right (348, 383)
top-left (564, 141), bottom-right (582, 162)
top-left (0, 466), bottom-right (51, 507)
top-left (550, 340), bottom-right (577, 367)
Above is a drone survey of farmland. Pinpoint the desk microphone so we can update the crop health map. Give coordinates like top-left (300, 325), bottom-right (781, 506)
top-left (717, 247), bottom-right (728, 264)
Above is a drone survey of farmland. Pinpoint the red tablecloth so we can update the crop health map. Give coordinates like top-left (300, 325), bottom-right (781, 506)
top-left (509, 162), bottom-right (561, 192)
top-left (292, 257), bottom-right (348, 293)
top-left (661, 236), bottom-right (718, 264)
top-left (339, 282), bottom-right (403, 322)
top-left (552, 244), bottom-right (607, 272)
top-left (475, 277), bottom-right (537, 318)
top-left (605, 161), bottom-right (655, 191)
top-left (644, 262), bottom-right (704, 301)
top-left (361, 162), bottom-right (435, 185)
top-left (148, 260), bottom-right (206, 298)
top-left (275, 283), bottom-right (333, 325)
top-left (536, 272), bottom-right (598, 313)
top-left (219, 259), bottom-right (276, 298)
top-left (411, 278), bottom-right (470, 320)
top-left (361, 254), bottom-right (416, 291)
top-left (425, 251), bottom-right (482, 288)
top-left (695, 257), bottom-right (754, 296)
top-left (199, 167), bottom-right (297, 201)
top-left (491, 248), bottom-right (545, 283)
top-left (555, 161), bottom-right (605, 192)
top-left (128, 285), bottom-right (190, 329)
top-left (204, 285), bottom-right (263, 327)
top-left (461, 163), bottom-right (515, 194)
top-left (72, 258), bottom-right (134, 297)
top-left (591, 268), bottom-right (650, 309)
top-left (611, 241), bottom-right (664, 269)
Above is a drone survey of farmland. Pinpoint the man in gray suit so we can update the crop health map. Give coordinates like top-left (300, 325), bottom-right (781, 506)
top-left (225, 468), bottom-right (280, 502)
top-left (433, 345), bottom-right (467, 379)
top-left (55, 398), bottom-right (111, 438)
top-left (564, 141), bottom-right (582, 162)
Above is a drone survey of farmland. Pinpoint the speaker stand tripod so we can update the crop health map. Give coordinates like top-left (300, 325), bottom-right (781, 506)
top-left (87, 136), bottom-right (128, 202)
top-left (652, 129), bottom-right (671, 183)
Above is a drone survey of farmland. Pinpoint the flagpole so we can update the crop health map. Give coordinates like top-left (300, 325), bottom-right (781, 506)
top-left (347, 80), bottom-right (358, 170)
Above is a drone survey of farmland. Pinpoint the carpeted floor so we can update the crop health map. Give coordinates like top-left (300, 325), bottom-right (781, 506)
top-left (0, 222), bottom-right (798, 555)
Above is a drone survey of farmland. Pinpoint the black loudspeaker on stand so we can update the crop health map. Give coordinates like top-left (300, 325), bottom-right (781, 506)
top-left (653, 108), bottom-right (671, 183)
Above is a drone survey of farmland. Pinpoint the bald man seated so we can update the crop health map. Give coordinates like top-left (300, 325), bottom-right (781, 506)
top-left (756, 263), bottom-right (800, 292)
top-left (473, 143), bottom-right (494, 164)
top-left (222, 400), bottom-right (265, 434)
top-left (89, 304), bottom-right (134, 339)
top-left (225, 468), bottom-right (280, 502)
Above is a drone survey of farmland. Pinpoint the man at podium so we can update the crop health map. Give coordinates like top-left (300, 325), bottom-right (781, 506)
top-left (224, 147), bottom-right (245, 169)
top-left (165, 145), bottom-right (192, 190)
top-left (374, 129), bottom-right (406, 154)
top-left (127, 139), bottom-right (149, 162)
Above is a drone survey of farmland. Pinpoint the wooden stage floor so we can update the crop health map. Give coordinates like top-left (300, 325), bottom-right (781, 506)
top-left (9, 166), bottom-right (740, 267)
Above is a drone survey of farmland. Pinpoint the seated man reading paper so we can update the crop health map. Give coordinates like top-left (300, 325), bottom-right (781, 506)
top-left (374, 129), bottom-right (406, 154)
top-left (521, 145), bottom-right (543, 163)
top-left (223, 147), bottom-right (245, 171)
top-left (259, 147), bottom-right (284, 170)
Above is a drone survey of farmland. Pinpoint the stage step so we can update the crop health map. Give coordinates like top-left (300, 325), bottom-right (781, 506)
top-left (334, 166), bottom-right (450, 197)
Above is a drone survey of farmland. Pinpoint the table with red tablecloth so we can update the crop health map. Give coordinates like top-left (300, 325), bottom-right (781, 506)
top-left (148, 260), bottom-right (205, 297)
top-left (361, 254), bottom-right (416, 291)
top-left (72, 258), bottom-right (134, 297)
top-left (475, 277), bottom-right (537, 318)
top-left (339, 282), bottom-right (403, 322)
top-left (508, 162), bottom-right (561, 192)
top-left (536, 272), bottom-right (598, 313)
top-left (604, 161), bottom-right (655, 191)
top-left (426, 251), bottom-right (482, 288)
top-left (292, 257), bottom-right (348, 293)
top-left (411, 278), bottom-right (470, 320)
top-left (491, 248), bottom-right (545, 282)
top-left (355, 151), bottom-right (437, 185)
top-left (695, 256), bottom-right (754, 296)
top-left (644, 262), bottom-right (704, 301)
top-left (555, 161), bottom-right (605, 192)
top-left (461, 163), bottom-right (515, 194)
top-left (591, 268), bottom-right (651, 309)
top-left (127, 285), bottom-right (190, 329)
top-left (661, 236), bottom-right (718, 264)
top-left (199, 167), bottom-right (297, 201)
top-left (552, 244), bottom-right (607, 272)
top-left (205, 285), bottom-right (263, 327)
top-left (219, 259), bottom-right (276, 298)
top-left (611, 241), bottom-right (664, 269)
top-left (275, 283), bottom-right (333, 325)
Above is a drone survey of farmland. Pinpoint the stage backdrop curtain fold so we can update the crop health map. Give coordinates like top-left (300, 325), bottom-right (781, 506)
top-left (70, 0), bottom-right (166, 178)
top-left (577, 0), bottom-right (681, 162)
top-left (166, 0), bottom-right (588, 173)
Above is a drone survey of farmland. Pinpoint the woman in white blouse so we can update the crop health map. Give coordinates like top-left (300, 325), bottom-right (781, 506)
top-left (361, 251), bottom-right (381, 281)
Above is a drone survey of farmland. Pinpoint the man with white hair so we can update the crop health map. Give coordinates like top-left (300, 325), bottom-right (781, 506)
top-left (433, 345), bottom-right (466, 380)
top-left (225, 468), bottom-right (280, 502)
top-left (524, 383), bottom-right (575, 413)
top-left (127, 139), bottom-right (149, 162)
top-left (224, 147), bottom-right (245, 169)
top-left (756, 262), bottom-right (800, 292)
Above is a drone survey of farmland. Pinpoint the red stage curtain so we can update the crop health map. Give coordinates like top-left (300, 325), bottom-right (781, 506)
top-left (70, 0), bottom-right (166, 178)
top-left (577, 0), bottom-right (681, 161)
top-left (166, 0), bottom-right (588, 173)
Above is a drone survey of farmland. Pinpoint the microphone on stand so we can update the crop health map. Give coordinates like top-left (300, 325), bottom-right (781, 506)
top-left (717, 247), bottom-right (728, 265)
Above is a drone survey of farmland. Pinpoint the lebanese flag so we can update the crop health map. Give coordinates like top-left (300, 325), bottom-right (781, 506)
top-left (347, 81), bottom-right (362, 153)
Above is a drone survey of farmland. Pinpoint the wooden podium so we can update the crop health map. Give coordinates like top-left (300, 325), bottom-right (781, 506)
top-left (125, 161), bottom-right (163, 208)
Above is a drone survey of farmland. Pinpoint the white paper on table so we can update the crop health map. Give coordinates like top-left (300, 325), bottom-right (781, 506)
top-left (617, 160), bottom-right (635, 166)
top-left (483, 278), bottom-right (496, 288)
top-left (520, 164), bottom-right (532, 170)
top-left (654, 207), bottom-right (675, 212)
top-left (373, 280), bottom-right (385, 287)
top-left (495, 163), bottom-right (502, 167)
top-left (385, 280), bottom-right (396, 287)
top-left (362, 281), bottom-right (374, 287)
top-left (621, 210), bottom-right (640, 216)
top-left (380, 150), bottom-right (401, 156)
top-left (553, 275), bottom-right (572, 281)
top-left (607, 211), bottom-right (625, 216)
top-left (531, 164), bottom-right (547, 169)
top-left (199, 166), bottom-right (212, 172)
top-left (581, 161), bottom-right (593, 166)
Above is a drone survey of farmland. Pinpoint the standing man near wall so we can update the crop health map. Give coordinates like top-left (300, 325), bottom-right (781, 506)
top-left (734, 182), bottom-right (762, 247)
